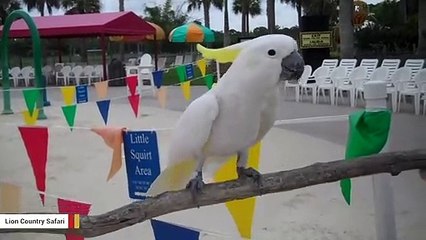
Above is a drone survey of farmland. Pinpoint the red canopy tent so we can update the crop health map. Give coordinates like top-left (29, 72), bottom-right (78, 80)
top-left (0, 11), bottom-right (156, 81)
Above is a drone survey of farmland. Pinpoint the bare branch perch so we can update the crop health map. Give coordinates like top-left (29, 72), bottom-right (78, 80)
top-left (1, 149), bottom-right (426, 237)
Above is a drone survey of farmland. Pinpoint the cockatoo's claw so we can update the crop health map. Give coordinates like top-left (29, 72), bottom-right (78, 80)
top-left (237, 167), bottom-right (262, 185)
top-left (186, 175), bottom-right (205, 200)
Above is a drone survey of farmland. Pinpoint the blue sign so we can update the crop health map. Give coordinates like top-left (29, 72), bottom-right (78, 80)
top-left (123, 131), bottom-right (161, 200)
top-left (185, 64), bottom-right (194, 79)
top-left (76, 85), bottom-right (88, 104)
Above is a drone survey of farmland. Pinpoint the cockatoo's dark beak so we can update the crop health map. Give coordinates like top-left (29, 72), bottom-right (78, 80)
top-left (280, 51), bottom-right (305, 80)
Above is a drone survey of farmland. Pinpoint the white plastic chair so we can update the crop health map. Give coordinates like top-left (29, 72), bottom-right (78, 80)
top-left (356, 66), bottom-right (388, 100)
top-left (338, 59), bottom-right (357, 77)
top-left (69, 65), bottom-right (84, 85)
top-left (20, 66), bottom-right (34, 86)
top-left (359, 59), bottom-right (379, 79)
top-left (317, 66), bottom-right (346, 105)
top-left (171, 55), bottom-right (184, 67)
top-left (81, 65), bottom-right (95, 85)
top-left (9, 67), bottom-right (22, 87)
top-left (183, 54), bottom-right (193, 64)
top-left (283, 65), bottom-right (311, 102)
top-left (386, 67), bottom-right (411, 112)
top-left (403, 59), bottom-right (425, 80)
top-left (138, 54), bottom-right (155, 96)
top-left (157, 57), bottom-right (167, 70)
top-left (56, 65), bottom-right (71, 85)
top-left (398, 69), bottom-right (426, 115)
top-left (94, 65), bottom-right (103, 81)
top-left (321, 59), bottom-right (339, 75)
top-left (301, 66), bottom-right (329, 104)
top-left (381, 59), bottom-right (401, 79)
top-left (336, 66), bottom-right (368, 107)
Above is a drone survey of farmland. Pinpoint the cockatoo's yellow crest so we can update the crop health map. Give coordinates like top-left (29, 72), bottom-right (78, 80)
top-left (196, 44), bottom-right (242, 63)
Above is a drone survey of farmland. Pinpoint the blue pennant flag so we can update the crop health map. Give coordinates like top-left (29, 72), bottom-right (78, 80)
top-left (151, 219), bottom-right (200, 240)
top-left (96, 99), bottom-right (110, 125)
top-left (185, 64), bottom-right (194, 79)
top-left (152, 70), bottom-right (164, 89)
top-left (76, 85), bottom-right (88, 104)
top-left (123, 131), bottom-right (161, 200)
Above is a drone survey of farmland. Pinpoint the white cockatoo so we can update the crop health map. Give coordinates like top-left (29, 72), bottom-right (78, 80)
top-left (146, 34), bottom-right (305, 197)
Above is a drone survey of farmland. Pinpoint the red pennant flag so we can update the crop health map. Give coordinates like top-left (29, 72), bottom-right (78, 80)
top-left (126, 76), bottom-right (138, 96)
top-left (128, 94), bottom-right (140, 117)
top-left (57, 198), bottom-right (91, 240)
top-left (18, 126), bottom-right (48, 206)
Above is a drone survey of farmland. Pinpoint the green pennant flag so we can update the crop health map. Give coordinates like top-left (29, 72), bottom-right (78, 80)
top-left (22, 88), bottom-right (40, 116)
top-left (176, 65), bottom-right (187, 83)
top-left (205, 74), bottom-right (214, 90)
top-left (340, 110), bottom-right (392, 205)
top-left (61, 104), bottom-right (77, 131)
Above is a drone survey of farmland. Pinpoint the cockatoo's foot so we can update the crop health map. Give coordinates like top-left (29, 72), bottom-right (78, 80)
top-left (237, 167), bottom-right (261, 185)
top-left (186, 173), bottom-right (205, 199)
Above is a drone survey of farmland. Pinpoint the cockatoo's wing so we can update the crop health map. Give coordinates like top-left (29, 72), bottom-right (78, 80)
top-left (146, 92), bottom-right (219, 196)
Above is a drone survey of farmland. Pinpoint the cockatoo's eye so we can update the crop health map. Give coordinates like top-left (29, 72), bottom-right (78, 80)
top-left (267, 49), bottom-right (276, 56)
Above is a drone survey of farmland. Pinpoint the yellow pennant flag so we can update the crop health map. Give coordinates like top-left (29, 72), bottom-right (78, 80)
top-left (180, 81), bottom-right (191, 101)
top-left (22, 109), bottom-right (40, 125)
top-left (60, 86), bottom-right (76, 105)
top-left (0, 182), bottom-right (22, 213)
top-left (196, 59), bottom-right (207, 76)
top-left (157, 87), bottom-right (168, 108)
top-left (214, 142), bottom-right (262, 239)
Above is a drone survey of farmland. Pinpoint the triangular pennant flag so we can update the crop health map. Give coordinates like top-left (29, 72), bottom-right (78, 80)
top-left (61, 104), bottom-right (77, 131)
top-left (91, 127), bottom-right (125, 181)
top-left (128, 94), bottom-right (140, 117)
top-left (18, 126), bottom-right (49, 206)
top-left (0, 182), bottom-right (22, 213)
top-left (156, 87), bottom-right (168, 109)
top-left (151, 219), bottom-right (200, 240)
top-left (23, 109), bottom-right (40, 126)
top-left (152, 70), bottom-right (164, 89)
top-left (176, 65), bottom-right (187, 83)
top-left (340, 110), bottom-right (391, 205)
top-left (57, 198), bottom-right (91, 240)
top-left (61, 86), bottom-right (76, 105)
top-left (180, 81), bottom-right (191, 101)
top-left (185, 64), bottom-right (194, 79)
top-left (214, 141), bottom-right (261, 239)
top-left (76, 85), bottom-right (88, 104)
top-left (196, 59), bottom-right (207, 76)
top-left (94, 81), bottom-right (109, 99)
top-left (96, 100), bottom-right (111, 125)
top-left (126, 75), bottom-right (138, 96)
top-left (204, 74), bottom-right (214, 90)
top-left (22, 88), bottom-right (40, 116)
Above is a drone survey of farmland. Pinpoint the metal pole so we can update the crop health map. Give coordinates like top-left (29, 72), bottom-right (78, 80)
top-left (100, 34), bottom-right (107, 81)
top-left (364, 81), bottom-right (397, 240)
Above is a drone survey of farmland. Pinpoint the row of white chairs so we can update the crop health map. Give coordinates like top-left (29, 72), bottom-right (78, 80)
top-left (284, 58), bottom-right (426, 115)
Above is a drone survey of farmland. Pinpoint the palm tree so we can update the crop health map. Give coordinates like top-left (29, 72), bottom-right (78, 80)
top-left (223, 0), bottom-right (231, 46)
top-left (61, 0), bottom-right (101, 14)
top-left (232, 0), bottom-right (261, 34)
top-left (418, 0), bottom-right (426, 57)
top-left (339, 0), bottom-right (354, 58)
top-left (0, 0), bottom-right (21, 25)
top-left (266, 0), bottom-right (275, 33)
top-left (22, 0), bottom-right (60, 16)
top-left (187, 0), bottom-right (223, 28)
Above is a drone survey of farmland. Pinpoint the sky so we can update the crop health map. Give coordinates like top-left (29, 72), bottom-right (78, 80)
top-left (26, 0), bottom-right (385, 32)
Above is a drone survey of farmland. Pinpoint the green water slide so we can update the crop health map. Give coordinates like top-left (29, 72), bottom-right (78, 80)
top-left (1, 10), bottom-right (50, 119)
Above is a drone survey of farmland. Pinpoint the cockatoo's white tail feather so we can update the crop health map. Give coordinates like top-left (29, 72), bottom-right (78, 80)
top-left (146, 158), bottom-right (197, 197)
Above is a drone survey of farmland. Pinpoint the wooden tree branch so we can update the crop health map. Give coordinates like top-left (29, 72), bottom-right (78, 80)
top-left (1, 149), bottom-right (426, 237)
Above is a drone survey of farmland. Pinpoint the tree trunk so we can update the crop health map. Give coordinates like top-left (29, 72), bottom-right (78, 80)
top-left (118, 0), bottom-right (125, 62)
top-left (400, 0), bottom-right (407, 24)
top-left (241, 12), bottom-right (246, 34)
top-left (203, 1), bottom-right (210, 28)
top-left (267, 0), bottom-right (275, 33)
top-left (417, 0), bottom-right (426, 57)
top-left (339, 0), bottom-right (355, 58)
top-left (246, 12), bottom-right (250, 33)
top-left (223, 0), bottom-right (231, 46)
top-left (297, 2), bottom-right (302, 27)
